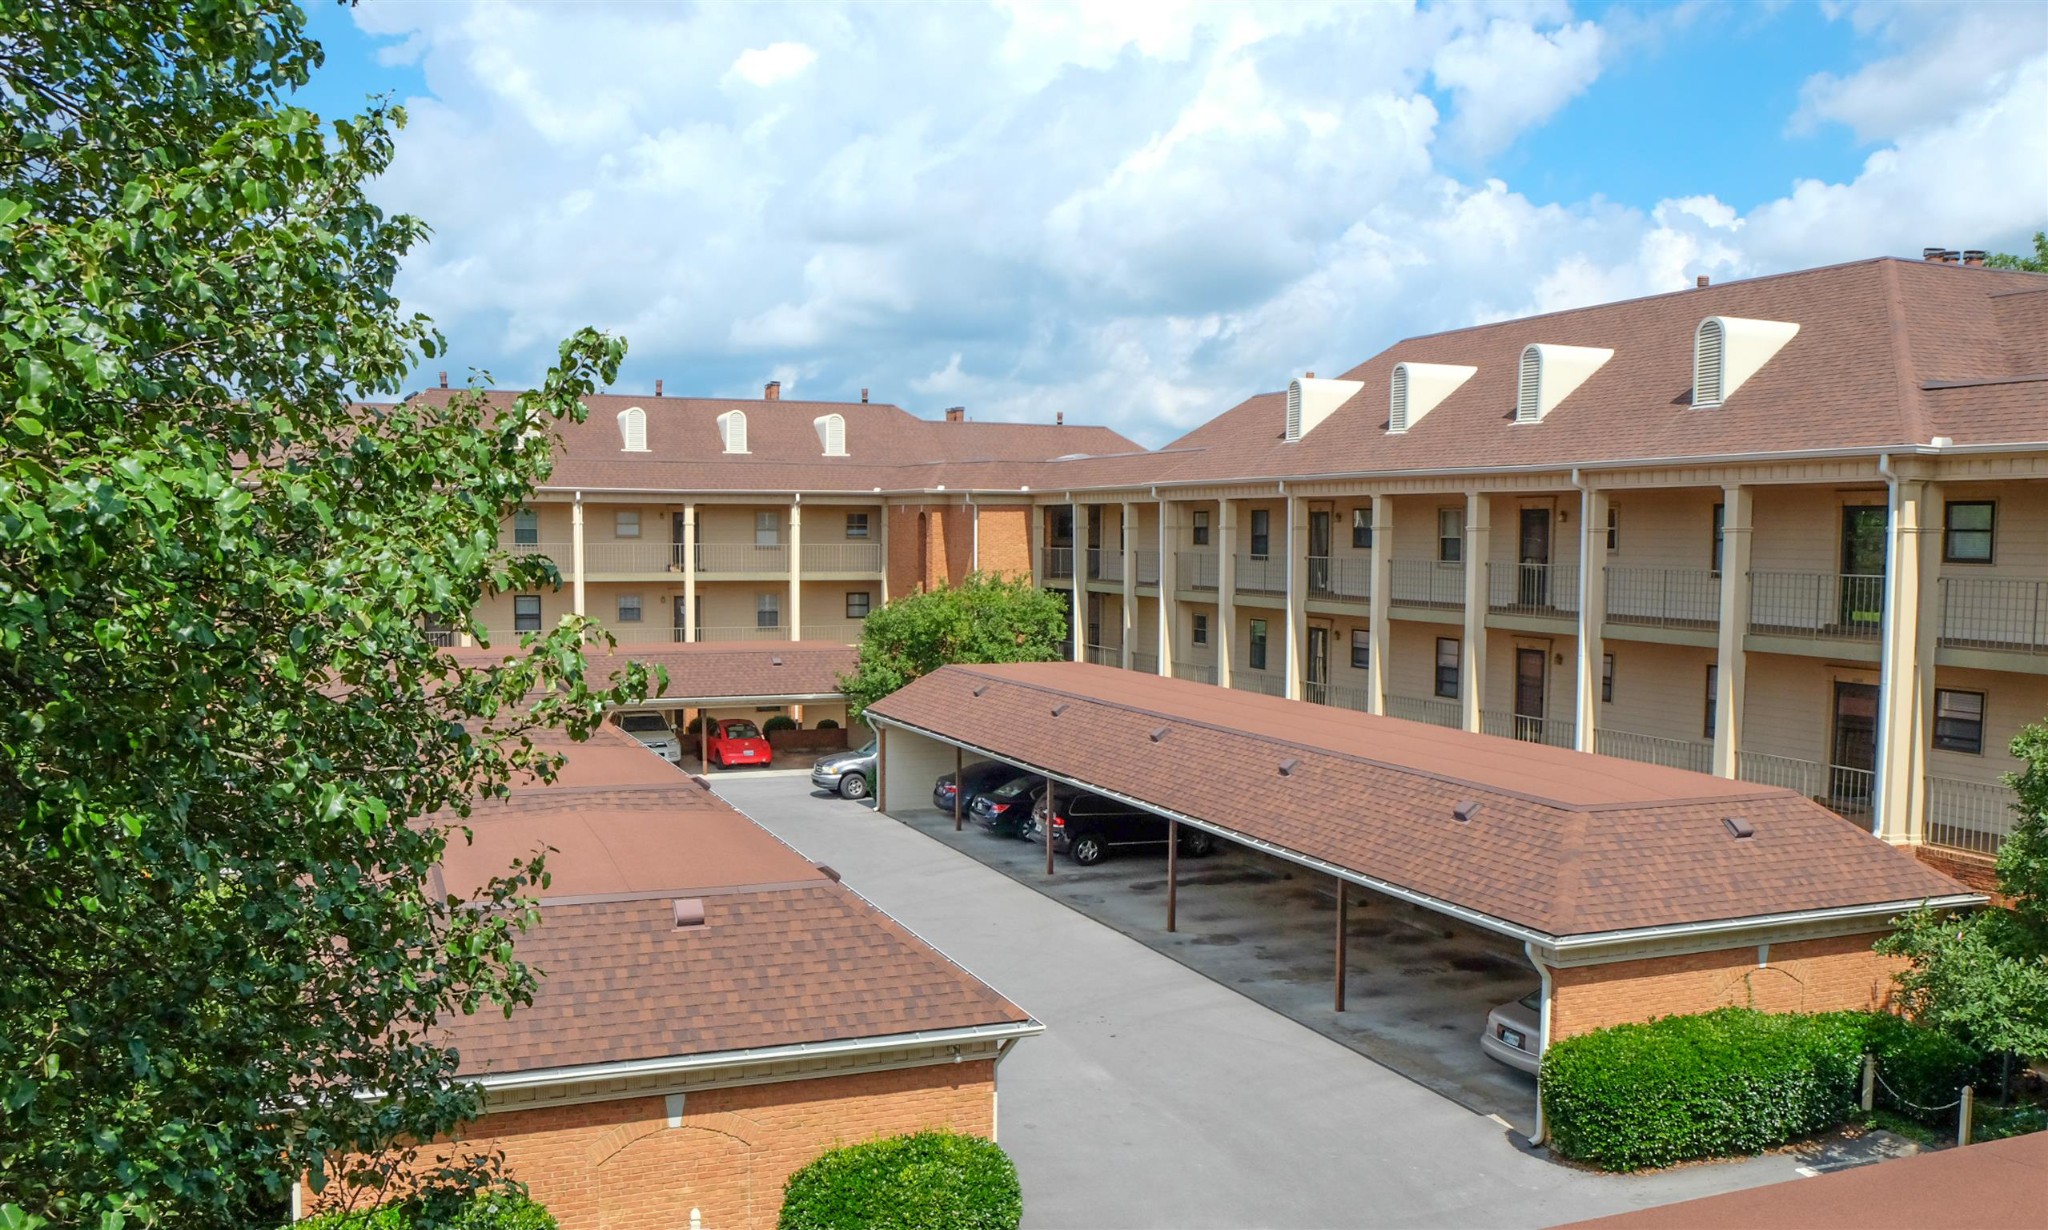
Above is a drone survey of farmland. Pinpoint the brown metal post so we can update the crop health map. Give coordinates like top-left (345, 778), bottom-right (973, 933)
top-left (1044, 774), bottom-right (1055, 877)
top-left (953, 746), bottom-right (964, 831)
top-left (1166, 820), bottom-right (1179, 932)
top-left (698, 711), bottom-right (709, 773)
top-left (1334, 878), bottom-right (1348, 1012)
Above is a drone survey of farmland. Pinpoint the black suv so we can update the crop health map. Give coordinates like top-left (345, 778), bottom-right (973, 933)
top-left (1035, 788), bottom-right (1216, 865)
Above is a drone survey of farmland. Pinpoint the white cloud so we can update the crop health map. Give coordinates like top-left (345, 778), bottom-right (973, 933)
top-left (1792, 1), bottom-right (2047, 142)
top-left (338, 0), bottom-right (2048, 447)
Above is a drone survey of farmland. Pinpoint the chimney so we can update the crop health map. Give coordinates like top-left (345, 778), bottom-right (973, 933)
top-left (860, 387), bottom-right (869, 404)
top-left (438, 371), bottom-right (448, 389)
top-left (764, 380), bottom-right (781, 401)
top-left (1924, 247), bottom-right (1947, 262)
top-left (655, 379), bottom-right (663, 397)
top-left (1963, 250), bottom-right (1988, 267)
top-left (1942, 249), bottom-right (1962, 265)
top-left (1056, 411), bottom-right (1064, 427)
top-left (944, 406), bottom-right (965, 423)
top-left (1696, 274), bottom-right (1710, 289)
top-left (1305, 371), bottom-right (1315, 380)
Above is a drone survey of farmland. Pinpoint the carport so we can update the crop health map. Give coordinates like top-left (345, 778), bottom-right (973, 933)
top-left (864, 662), bottom-right (1981, 1139)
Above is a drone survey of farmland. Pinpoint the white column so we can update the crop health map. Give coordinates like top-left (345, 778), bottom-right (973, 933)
top-left (1157, 500), bottom-right (1178, 678)
top-left (1120, 501), bottom-right (1138, 669)
top-left (1217, 500), bottom-right (1238, 688)
top-left (879, 503), bottom-right (892, 603)
top-left (1368, 495), bottom-right (1392, 716)
top-left (1575, 486), bottom-right (1608, 753)
top-left (1712, 484), bottom-right (1753, 778)
top-left (1284, 493), bottom-right (1308, 699)
top-left (1070, 500), bottom-right (1084, 662)
top-left (1877, 477), bottom-right (1940, 844)
top-left (571, 493), bottom-right (587, 617)
top-left (787, 500), bottom-right (802, 642)
top-left (681, 503), bottom-right (697, 643)
top-left (1461, 491), bottom-right (1491, 733)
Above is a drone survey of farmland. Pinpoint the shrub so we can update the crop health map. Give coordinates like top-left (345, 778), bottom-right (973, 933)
top-left (815, 718), bottom-right (840, 730)
top-left (1541, 1008), bottom-right (1865, 1171)
top-left (684, 715), bottom-right (707, 734)
top-left (778, 1131), bottom-right (1020, 1230)
top-left (763, 714), bottom-right (799, 733)
top-left (295, 1189), bottom-right (557, 1229)
top-left (1846, 1010), bottom-right (1981, 1123)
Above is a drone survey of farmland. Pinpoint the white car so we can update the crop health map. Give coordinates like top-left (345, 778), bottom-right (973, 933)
top-left (616, 712), bottom-right (682, 764)
top-left (1480, 989), bottom-right (1542, 1075)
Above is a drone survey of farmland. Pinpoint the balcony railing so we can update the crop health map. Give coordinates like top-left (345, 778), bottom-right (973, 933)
top-left (1130, 650), bottom-right (1160, 675)
top-left (584, 540), bottom-right (679, 574)
top-left (1480, 709), bottom-right (1577, 748)
top-left (1234, 553), bottom-right (1286, 595)
top-left (692, 624), bottom-right (793, 642)
top-left (1604, 567), bottom-right (1720, 629)
top-left (1232, 668), bottom-right (1286, 697)
top-left (1084, 642), bottom-right (1123, 667)
top-left (1748, 571), bottom-right (1885, 641)
top-left (1304, 681), bottom-right (1373, 712)
top-left (1388, 559), bottom-right (1466, 608)
top-left (1595, 728), bottom-right (1713, 775)
top-left (1177, 551), bottom-right (1220, 591)
top-left (1042, 546), bottom-right (1075, 580)
top-left (1386, 693), bottom-right (1461, 729)
top-left (1486, 562), bottom-right (1581, 617)
top-left (501, 538), bottom-right (568, 562)
top-left (697, 542), bottom-right (790, 574)
top-left (1172, 661), bottom-right (1217, 685)
top-left (1306, 556), bottom-right (1371, 603)
top-left (1925, 776), bottom-right (2018, 856)
top-left (798, 624), bottom-right (863, 643)
top-left (1938, 577), bottom-right (2048, 653)
top-left (1736, 751), bottom-right (1875, 819)
top-left (1135, 549), bottom-right (1161, 586)
top-left (800, 542), bottom-right (883, 573)
top-left (1089, 548), bottom-right (1123, 583)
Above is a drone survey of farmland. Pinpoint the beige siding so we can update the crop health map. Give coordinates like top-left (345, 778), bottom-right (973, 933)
top-left (1750, 485), bottom-right (1887, 574)
top-left (1605, 488), bottom-right (1721, 574)
top-left (1388, 621), bottom-right (1456, 703)
top-left (1740, 652), bottom-right (1871, 768)
top-left (1600, 640), bottom-right (1718, 748)
top-left (1928, 666), bottom-right (2048, 787)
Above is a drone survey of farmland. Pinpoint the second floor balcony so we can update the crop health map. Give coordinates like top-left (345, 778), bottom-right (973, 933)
top-left (1486, 562), bottom-right (1580, 618)
top-left (1605, 566), bottom-right (1720, 629)
top-left (1938, 576), bottom-right (2048, 654)
top-left (1234, 552), bottom-right (1286, 596)
top-left (1042, 546), bottom-right (1075, 580)
top-left (1388, 559), bottom-right (1465, 608)
top-left (1749, 571), bottom-right (1885, 642)
top-left (1306, 556), bottom-right (1371, 603)
top-left (1177, 550), bottom-right (1219, 591)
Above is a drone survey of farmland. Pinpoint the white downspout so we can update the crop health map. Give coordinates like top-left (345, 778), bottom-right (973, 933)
top-left (1525, 941), bottom-right (1555, 1146)
top-left (1874, 453), bottom-right (1895, 838)
top-left (969, 493), bottom-right (980, 573)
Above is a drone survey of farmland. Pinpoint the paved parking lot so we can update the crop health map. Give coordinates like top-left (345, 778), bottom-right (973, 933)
top-left (708, 770), bottom-right (1839, 1230)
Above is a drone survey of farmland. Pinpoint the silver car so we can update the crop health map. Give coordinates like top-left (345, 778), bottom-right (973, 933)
top-left (1480, 989), bottom-right (1542, 1075)
top-left (616, 712), bottom-right (682, 764)
top-left (810, 739), bottom-right (878, 800)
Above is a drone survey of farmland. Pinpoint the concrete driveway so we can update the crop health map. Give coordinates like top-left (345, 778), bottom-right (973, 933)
top-left (709, 771), bottom-right (1832, 1230)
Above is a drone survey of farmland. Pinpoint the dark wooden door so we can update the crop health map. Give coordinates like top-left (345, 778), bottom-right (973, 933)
top-left (1519, 508), bottom-right (1552, 607)
top-left (1514, 648), bottom-right (1546, 742)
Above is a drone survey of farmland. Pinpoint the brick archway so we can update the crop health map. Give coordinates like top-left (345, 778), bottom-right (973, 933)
top-left (596, 1122), bottom-right (757, 1230)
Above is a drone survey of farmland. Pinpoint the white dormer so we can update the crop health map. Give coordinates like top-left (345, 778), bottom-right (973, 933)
top-left (716, 409), bottom-right (749, 454)
top-left (1389, 362), bottom-right (1477, 433)
top-left (813, 413), bottom-right (846, 456)
top-left (1283, 376), bottom-right (1365, 441)
top-left (1693, 316), bottom-right (1800, 408)
top-left (617, 406), bottom-right (648, 452)
top-left (1515, 344), bottom-right (1614, 423)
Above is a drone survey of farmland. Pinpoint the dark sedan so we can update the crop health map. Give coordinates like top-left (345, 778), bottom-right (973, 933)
top-left (968, 773), bottom-right (1046, 837)
top-left (932, 758), bottom-right (1019, 815)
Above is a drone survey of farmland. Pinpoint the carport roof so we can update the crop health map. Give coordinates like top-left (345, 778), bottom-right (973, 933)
top-left (865, 663), bottom-right (1975, 942)
top-left (447, 641), bottom-right (854, 704)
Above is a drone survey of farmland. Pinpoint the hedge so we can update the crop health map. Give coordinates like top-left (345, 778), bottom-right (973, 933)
top-left (778, 1131), bottom-right (1020, 1230)
top-left (764, 714), bottom-right (799, 733)
top-left (294, 1189), bottom-right (556, 1230)
top-left (1540, 1008), bottom-right (1980, 1171)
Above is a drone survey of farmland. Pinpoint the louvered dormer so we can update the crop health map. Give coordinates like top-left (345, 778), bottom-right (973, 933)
top-left (1692, 317), bottom-right (1800, 408)
top-left (617, 406), bottom-right (648, 452)
top-left (814, 413), bottom-right (846, 456)
top-left (717, 409), bottom-right (749, 454)
top-left (1283, 376), bottom-right (1365, 441)
top-left (1388, 362), bottom-right (1477, 433)
top-left (1515, 344), bottom-right (1614, 424)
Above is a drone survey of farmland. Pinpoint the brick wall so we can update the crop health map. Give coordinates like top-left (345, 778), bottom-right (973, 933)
top-left (1912, 844), bottom-right (2003, 896)
top-left (307, 1061), bottom-right (994, 1229)
top-left (1549, 932), bottom-right (1903, 1040)
top-left (884, 503), bottom-right (1036, 594)
top-left (974, 505), bottom-right (1033, 581)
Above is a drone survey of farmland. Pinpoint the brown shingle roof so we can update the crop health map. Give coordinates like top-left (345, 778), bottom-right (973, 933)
top-left (865, 662), bottom-right (1974, 939)
top-left (446, 641), bottom-right (854, 704)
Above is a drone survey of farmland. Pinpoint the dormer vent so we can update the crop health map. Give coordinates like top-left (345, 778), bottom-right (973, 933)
top-left (1284, 376), bottom-right (1366, 442)
top-left (1692, 317), bottom-right (1800, 408)
top-left (814, 413), bottom-right (846, 456)
top-left (1515, 344), bottom-right (1614, 424)
top-left (672, 898), bottom-right (706, 928)
top-left (1389, 362), bottom-right (1477, 433)
top-left (716, 409), bottom-right (749, 454)
top-left (617, 406), bottom-right (648, 452)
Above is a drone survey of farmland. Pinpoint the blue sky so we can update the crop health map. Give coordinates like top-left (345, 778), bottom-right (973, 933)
top-left (290, 1), bottom-right (2046, 446)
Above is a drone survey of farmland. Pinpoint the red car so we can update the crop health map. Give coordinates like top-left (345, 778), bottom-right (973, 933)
top-left (706, 719), bottom-right (773, 769)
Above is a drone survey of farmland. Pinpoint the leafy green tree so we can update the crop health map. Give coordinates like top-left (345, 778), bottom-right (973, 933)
top-left (0, 3), bottom-right (649, 1225)
top-left (1986, 232), bottom-right (2048, 273)
top-left (1880, 724), bottom-right (2048, 1088)
top-left (839, 573), bottom-right (1068, 717)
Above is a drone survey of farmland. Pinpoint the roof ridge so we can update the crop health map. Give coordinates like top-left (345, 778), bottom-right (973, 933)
top-left (1881, 259), bottom-right (1930, 445)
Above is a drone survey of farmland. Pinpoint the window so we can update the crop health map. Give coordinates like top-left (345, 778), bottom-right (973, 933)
top-left (1602, 653), bottom-right (1615, 703)
top-left (513, 508), bottom-right (538, 546)
top-left (1711, 503), bottom-right (1725, 575)
top-left (615, 509), bottom-right (641, 538)
top-left (1606, 506), bottom-right (1620, 553)
top-left (1052, 506), bottom-right (1074, 545)
top-left (1704, 665), bottom-right (1718, 738)
top-left (846, 591), bottom-right (871, 619)
top-left (616, 593), bottom-right (643, 623)
top-left (755, 511), bottom-right (780, 547)
top-left (1350, 629), bottom-right (1370, 670)
top-left (1934, 689), bottom-right (1986, 754)
top-left (513, 594), bottom-right (541, 632)
top-left (1438, 508), bottom-right (1464, 563)
top-left (1249, 509), bottom-right (1270, 557)
top-left (756, 592), bottom-right (781, 629)
top-left (1434, 638), bottom-right (1460, 699)
top-left (845, 512), bottom-right (870, 540)
top-left (1351, 507), bottom-right (1373, 549)
top-left (1191, 510), bottom-right (1211, 546)
top-left (1249, 619), bottom-right (1268, 671)
top-left (1945, 501), bottom-right (1994, 563)
top-left (1191, 613), bottom-right (1209, 646)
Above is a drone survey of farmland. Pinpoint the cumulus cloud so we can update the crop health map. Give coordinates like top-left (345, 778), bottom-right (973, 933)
top-left (339, 0), bottom-right (2047, 447)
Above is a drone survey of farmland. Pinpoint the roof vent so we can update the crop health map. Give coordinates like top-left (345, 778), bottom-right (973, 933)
top-left (814, 413), bottom-right (847, 456)
top-left (1284, 376), bottom-right (1366, 442)
top-left (672, 898), bottom-right (706, 928)
top-left (1692, 317), bottom-right (1799, 408)
top-left (813, 863), bottom-right (842, 881)
top-left (1278, 758), bottom-right (1300, 776)
top-left (770, 655), bottom-right (783, 667)
top-left (1723, 816), bottom-right (1755, 840)
top-left (1050, 703), bottom-right (1068, 717)
top-left (1149, 726), bottom-right (1167, 742)
top-left (716, 409), bottom-right (749, 454)
top-left (972, 683), bottom-right (988, 697)
top-left (1516, 345), bottom-right (1614, 424)
top-left (1453, 801), bottom-right (1482, 823)
top-left (617, 406), bottom-right (649, 452)
top-left (1388, 362), bottom-right (1476, 433)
